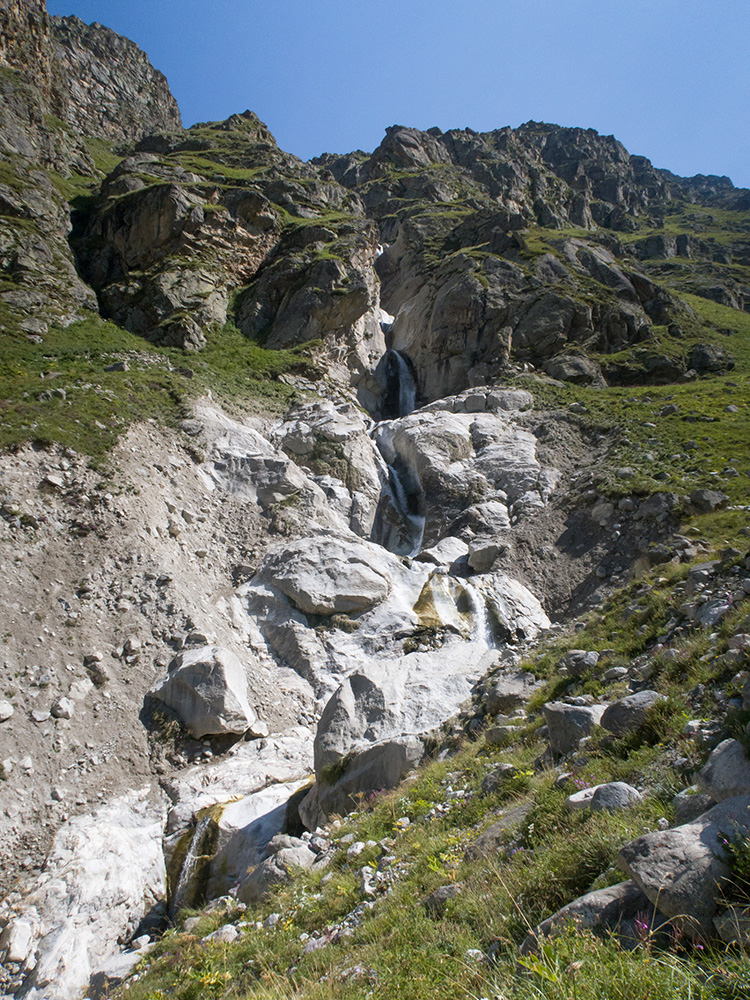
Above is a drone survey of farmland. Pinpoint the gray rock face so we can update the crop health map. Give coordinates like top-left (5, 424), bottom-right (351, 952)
top-left (590, 781), bottom-right (643, 812)
top-left (696, 739), bottom-right (750, 801)
top-left (600, 690), bottom-right (665, 736)
top-left (618, 795), bottom-right (750, 939)
top-left (259, 532), bottom-right (393, 616)
top-left (275, 399), bottom-right (383, 536)
top-left (51, 15), bottom-right (182, 144)
top-left (543, 702), bottom-right (606, 755)
top-left (149, 645), bottom-right (257, 738)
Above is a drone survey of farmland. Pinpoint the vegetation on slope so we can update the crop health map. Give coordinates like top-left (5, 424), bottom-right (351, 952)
top-left (114, 547), bottom-right (750, 999)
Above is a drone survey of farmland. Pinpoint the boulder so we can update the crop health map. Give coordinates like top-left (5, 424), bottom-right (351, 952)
top-left (481, 763), bottom-right (518, 795)
top-left (672, 787), bottom-right (716, 825)
top-left (696, 739), bottom-right (750, 801)
top-left (486, 669), bottom-right (543, 715)
top-left (545, 353), bottom-right (605, 386)
top-left (299, 736), bottom-right (424, 830)
top-left (463, 802), bottom-right (532, 861)
top-left (148, 645), bottom-right (256, 739)
top-left (590, 781), bottom-right (643, 812)
top-left (618, 795), bottom-right (750, 939)
top-left (561, 649), bottom-right (599, 677)
top-left (237, 845), bottom-right (316, 905)
top-left (565, 785), bottom-right (603, 811)
top-left (259, 532), bottom-right (393, 615)
top-left (543, 702), bottom-right (606, 755)
top-left (714, 905), bottom-right (750, 946)
top-left (687, 489), bottom-right (729, 514)
top-left (423, 884), bottom-right (463, 918)
top-left (600, 690), bottom-right (665, 736)
top-left (521, 881), bottom-right (662, 954)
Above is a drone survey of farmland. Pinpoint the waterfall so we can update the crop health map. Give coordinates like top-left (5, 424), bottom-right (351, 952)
top-left (371, 422), bottom-right (425, 557)
top-left (168, 808), bottom-right (221, 918)
top-left (381, 349), bottom-right (417, 420)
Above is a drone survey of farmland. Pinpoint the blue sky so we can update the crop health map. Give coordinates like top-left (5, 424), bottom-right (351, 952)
top-left (46, 0), bottom-right (750, 188)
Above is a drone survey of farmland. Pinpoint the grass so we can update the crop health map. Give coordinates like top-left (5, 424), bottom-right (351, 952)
top-left (115, 700), bottom-right (746, 1000)
top-left (0, 317), bottom-right (318, 463)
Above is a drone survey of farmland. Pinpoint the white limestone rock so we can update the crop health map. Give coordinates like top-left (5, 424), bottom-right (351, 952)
top-left (258, 531), bottom-right (393, 616)
top-left (149, 645), bottom-right (256, 738)
top-left (1, 789), bottom-right (165, 1000)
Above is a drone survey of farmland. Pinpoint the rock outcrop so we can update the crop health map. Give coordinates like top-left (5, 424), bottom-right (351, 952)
top-left (51, 16), bottom-right (182, 144)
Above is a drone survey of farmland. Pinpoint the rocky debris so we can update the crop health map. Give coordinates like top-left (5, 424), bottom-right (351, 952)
top-left (521, 880), bottom-right (665, 954)
top-left (0, 701), bottom-right (14, 723)
top-left (0, 789), bottom-right (165, 1000)
top-left (696, 739), bottom-right (750, 801)
top-left (543, 702), bottom-right (606, 755)
top-left (148, 645), bottom-right (257, 739)
top-left (600, 690), bottom-right (666, 736)
top-left (618, 795), bottom-right (750, 939)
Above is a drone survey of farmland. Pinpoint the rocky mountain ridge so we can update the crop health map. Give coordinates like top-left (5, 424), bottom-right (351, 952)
top-left (0, 3), bottom-right (749, 998)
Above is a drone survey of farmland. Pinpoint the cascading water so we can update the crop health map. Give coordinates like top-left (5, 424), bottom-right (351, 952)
top-left (368, 341), bottom-right (427, 557)
top-left (371, 422), bottom-right (425, 557)
top-left (168, 808), bottom-right (221, 917)
top-left (376, 348), bottom-right (417, 421)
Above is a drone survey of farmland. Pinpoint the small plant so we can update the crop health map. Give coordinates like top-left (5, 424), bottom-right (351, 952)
top-left (719, 826), bottom-right (750, 904)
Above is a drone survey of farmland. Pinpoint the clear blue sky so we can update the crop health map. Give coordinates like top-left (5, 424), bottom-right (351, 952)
top-left (46, 0), bottom-right (750, 188)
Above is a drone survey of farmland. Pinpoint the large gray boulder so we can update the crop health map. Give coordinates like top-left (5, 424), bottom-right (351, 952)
top-left (149, 645), bottom-right (257, 739)
top-left (485, 669), bottom-right (543, 715)
top-left (696, 739), bottom-right (750, 801)
top-left (618, 795), bottom-right (750, 939)
top-left (543, 702), bottom-right (606, 755)
top-left (600, 690), bottom-right (665, 736)
top-left (237, 845), bottom-right (316, 905)
top-left (299, 736), bottom-right (424, 829)
top-left (590, 781), bottom-right (643, 812)
top-left (258, 531), bottom-right (393, 615)
top-left (521, 881), bottom-right (658, 954)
